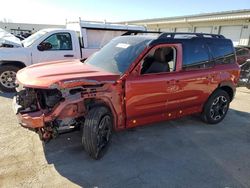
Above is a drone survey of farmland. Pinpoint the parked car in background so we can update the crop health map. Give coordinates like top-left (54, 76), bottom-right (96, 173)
top-left (14, 32), bottom-right (32, 41)
top-left (235, 46), bottom-right (250, 65)
top-left (14, 35), bottom-right (25, 41)
top-left (235, 46), bottom-right (250, 89)
top-left (238, 59), bottom-right (250, 89)
top-left (0, 28), bottom-right (22, 48)
top-left (0, 20), bottom-right (146, 92)
top-left (13, 32), bottom-right (240, 159)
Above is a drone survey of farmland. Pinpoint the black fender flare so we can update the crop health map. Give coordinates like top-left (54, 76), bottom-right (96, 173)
top-left (0, 61), bottom-right (26, 69)
top-left (217, 81), bottom-right (236, 101)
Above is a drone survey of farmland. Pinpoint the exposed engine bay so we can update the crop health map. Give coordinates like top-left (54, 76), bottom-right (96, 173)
top-left (16, 88), bottom-right (62, 112)
top-left (15, 87), bottom-right (86, 142)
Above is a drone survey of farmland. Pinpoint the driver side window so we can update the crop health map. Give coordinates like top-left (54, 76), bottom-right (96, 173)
top-left (141, 46), bottom-right (176, 74)
top-left (41, 33), bottom-right (72, 50)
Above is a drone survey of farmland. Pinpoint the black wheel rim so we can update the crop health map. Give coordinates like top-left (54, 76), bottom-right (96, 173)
top-left (210, 96), bottom-right (228, 121)
top-left (96, 115), bottom-right (112, 154)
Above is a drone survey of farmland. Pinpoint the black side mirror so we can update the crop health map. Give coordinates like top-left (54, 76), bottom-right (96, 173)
top-left (37, 42), bottom-right (52, 51)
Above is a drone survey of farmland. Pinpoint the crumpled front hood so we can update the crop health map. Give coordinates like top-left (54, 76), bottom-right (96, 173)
top-left (17, 59), bottom-right (120, 89)
top-left (0, 39), bottom-right (22, 48)
top-left (0, 28), bottom-right (22, 47)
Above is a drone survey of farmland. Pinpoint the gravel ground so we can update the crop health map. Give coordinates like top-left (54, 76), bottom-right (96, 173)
top-left (0, 88), bottom-right (250, 188)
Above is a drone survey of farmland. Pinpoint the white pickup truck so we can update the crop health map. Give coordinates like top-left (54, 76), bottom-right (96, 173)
top-left (0, 20), bottom-right (146, 92)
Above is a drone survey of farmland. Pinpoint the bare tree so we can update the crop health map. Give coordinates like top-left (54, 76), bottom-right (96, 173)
top-left (1, 18), bottom-right (13, 23)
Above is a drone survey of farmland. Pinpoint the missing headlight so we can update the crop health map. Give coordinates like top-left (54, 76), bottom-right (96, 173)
top-left (38, 89), bottom-right (63, 109)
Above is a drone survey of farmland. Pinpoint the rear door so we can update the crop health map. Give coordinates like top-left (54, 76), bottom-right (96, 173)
top-left (173, 39), bottom-right (215, 116)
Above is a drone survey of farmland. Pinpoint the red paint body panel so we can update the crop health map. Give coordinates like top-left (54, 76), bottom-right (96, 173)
top-left (15, 40), bottom-right (240, 134)
top-left (125, 44), bottom-right (182, 127)
top-left (17, 59), bottom-right (120, 89)
top-left (124, 43), bottom-right (220, 127)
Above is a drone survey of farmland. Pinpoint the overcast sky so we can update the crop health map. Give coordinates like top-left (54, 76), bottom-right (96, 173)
top-left (0, 0), bottom-right (250, 24)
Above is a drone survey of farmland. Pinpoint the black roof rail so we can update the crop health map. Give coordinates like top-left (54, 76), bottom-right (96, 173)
top-left (122, 30), bottom-right (162, 36)
top-left (158, 32), bottom-right (225, 39)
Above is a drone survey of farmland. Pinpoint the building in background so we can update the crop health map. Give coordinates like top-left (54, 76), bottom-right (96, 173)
top-left (123, 9), bottom-right (250, 46)
top-left (0, 22), bottom-right (64, 36)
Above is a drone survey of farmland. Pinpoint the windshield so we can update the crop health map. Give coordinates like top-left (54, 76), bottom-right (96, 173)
top-left (22, 30), bottom-right (48, 47)
top-left (85, 36), bottom-right (152, 74)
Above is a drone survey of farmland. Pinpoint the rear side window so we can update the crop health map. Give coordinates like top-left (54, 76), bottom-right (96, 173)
top-left (208, 40), bottom-right (235, 64)
top-left (183, 40), bottom-right (211, 69)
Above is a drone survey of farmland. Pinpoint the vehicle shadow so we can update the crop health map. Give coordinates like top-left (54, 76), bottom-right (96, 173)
top-left (0, 92), bottom-right (15, 99)
top-left (43, 109), bottom-right (250, 188)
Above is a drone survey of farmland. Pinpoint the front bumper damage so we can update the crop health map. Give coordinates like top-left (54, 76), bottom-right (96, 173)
top-left (13, 96), bottom-right (44, 129)
top-left (13, 91), bottom-right (86, 140)
top-left (17, 112), bottom-right (45, 129)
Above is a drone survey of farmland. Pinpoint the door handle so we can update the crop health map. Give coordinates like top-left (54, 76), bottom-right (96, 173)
top-left (64, 54), bottom-right (74, 57)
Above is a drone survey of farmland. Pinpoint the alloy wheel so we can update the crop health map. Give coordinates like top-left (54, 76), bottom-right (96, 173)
top-left (210, 96), bottom-right (228, 121)
top-left (0, 71), bottom-right (16, 89)
top-left (96, 115), bottom-right (112, 155)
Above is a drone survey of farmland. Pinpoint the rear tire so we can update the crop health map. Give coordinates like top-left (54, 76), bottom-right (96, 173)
top-left (0, 65), bottom-right (19, 92)
top-left (201, 89), bottom-right (230, 124)
top-left (82, 106), bottom-right (113, 160)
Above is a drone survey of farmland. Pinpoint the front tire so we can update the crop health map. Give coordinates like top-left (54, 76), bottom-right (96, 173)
top-left (201, 89), bottom-right (230, 124)
top-left (82, 106), bottom-right (113, 160)
top-left (0, 65), bottom-right (19, 92)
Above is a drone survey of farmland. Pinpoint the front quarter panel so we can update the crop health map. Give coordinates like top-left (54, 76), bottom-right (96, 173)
top-left (0, 47), bottom-right (31, 66)
top-left (81, 82), bottom-right (125, 130)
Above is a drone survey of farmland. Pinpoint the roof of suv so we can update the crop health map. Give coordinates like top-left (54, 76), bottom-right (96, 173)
top-left (122, 32), bottom-right (232, 47)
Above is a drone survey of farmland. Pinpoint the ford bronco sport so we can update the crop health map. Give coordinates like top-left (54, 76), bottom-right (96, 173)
top-left (13, 32), bottom-right (240, 159)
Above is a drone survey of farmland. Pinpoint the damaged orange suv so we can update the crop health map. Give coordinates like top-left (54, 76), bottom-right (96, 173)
top-left (13, 33), bottom-right (240, 159)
